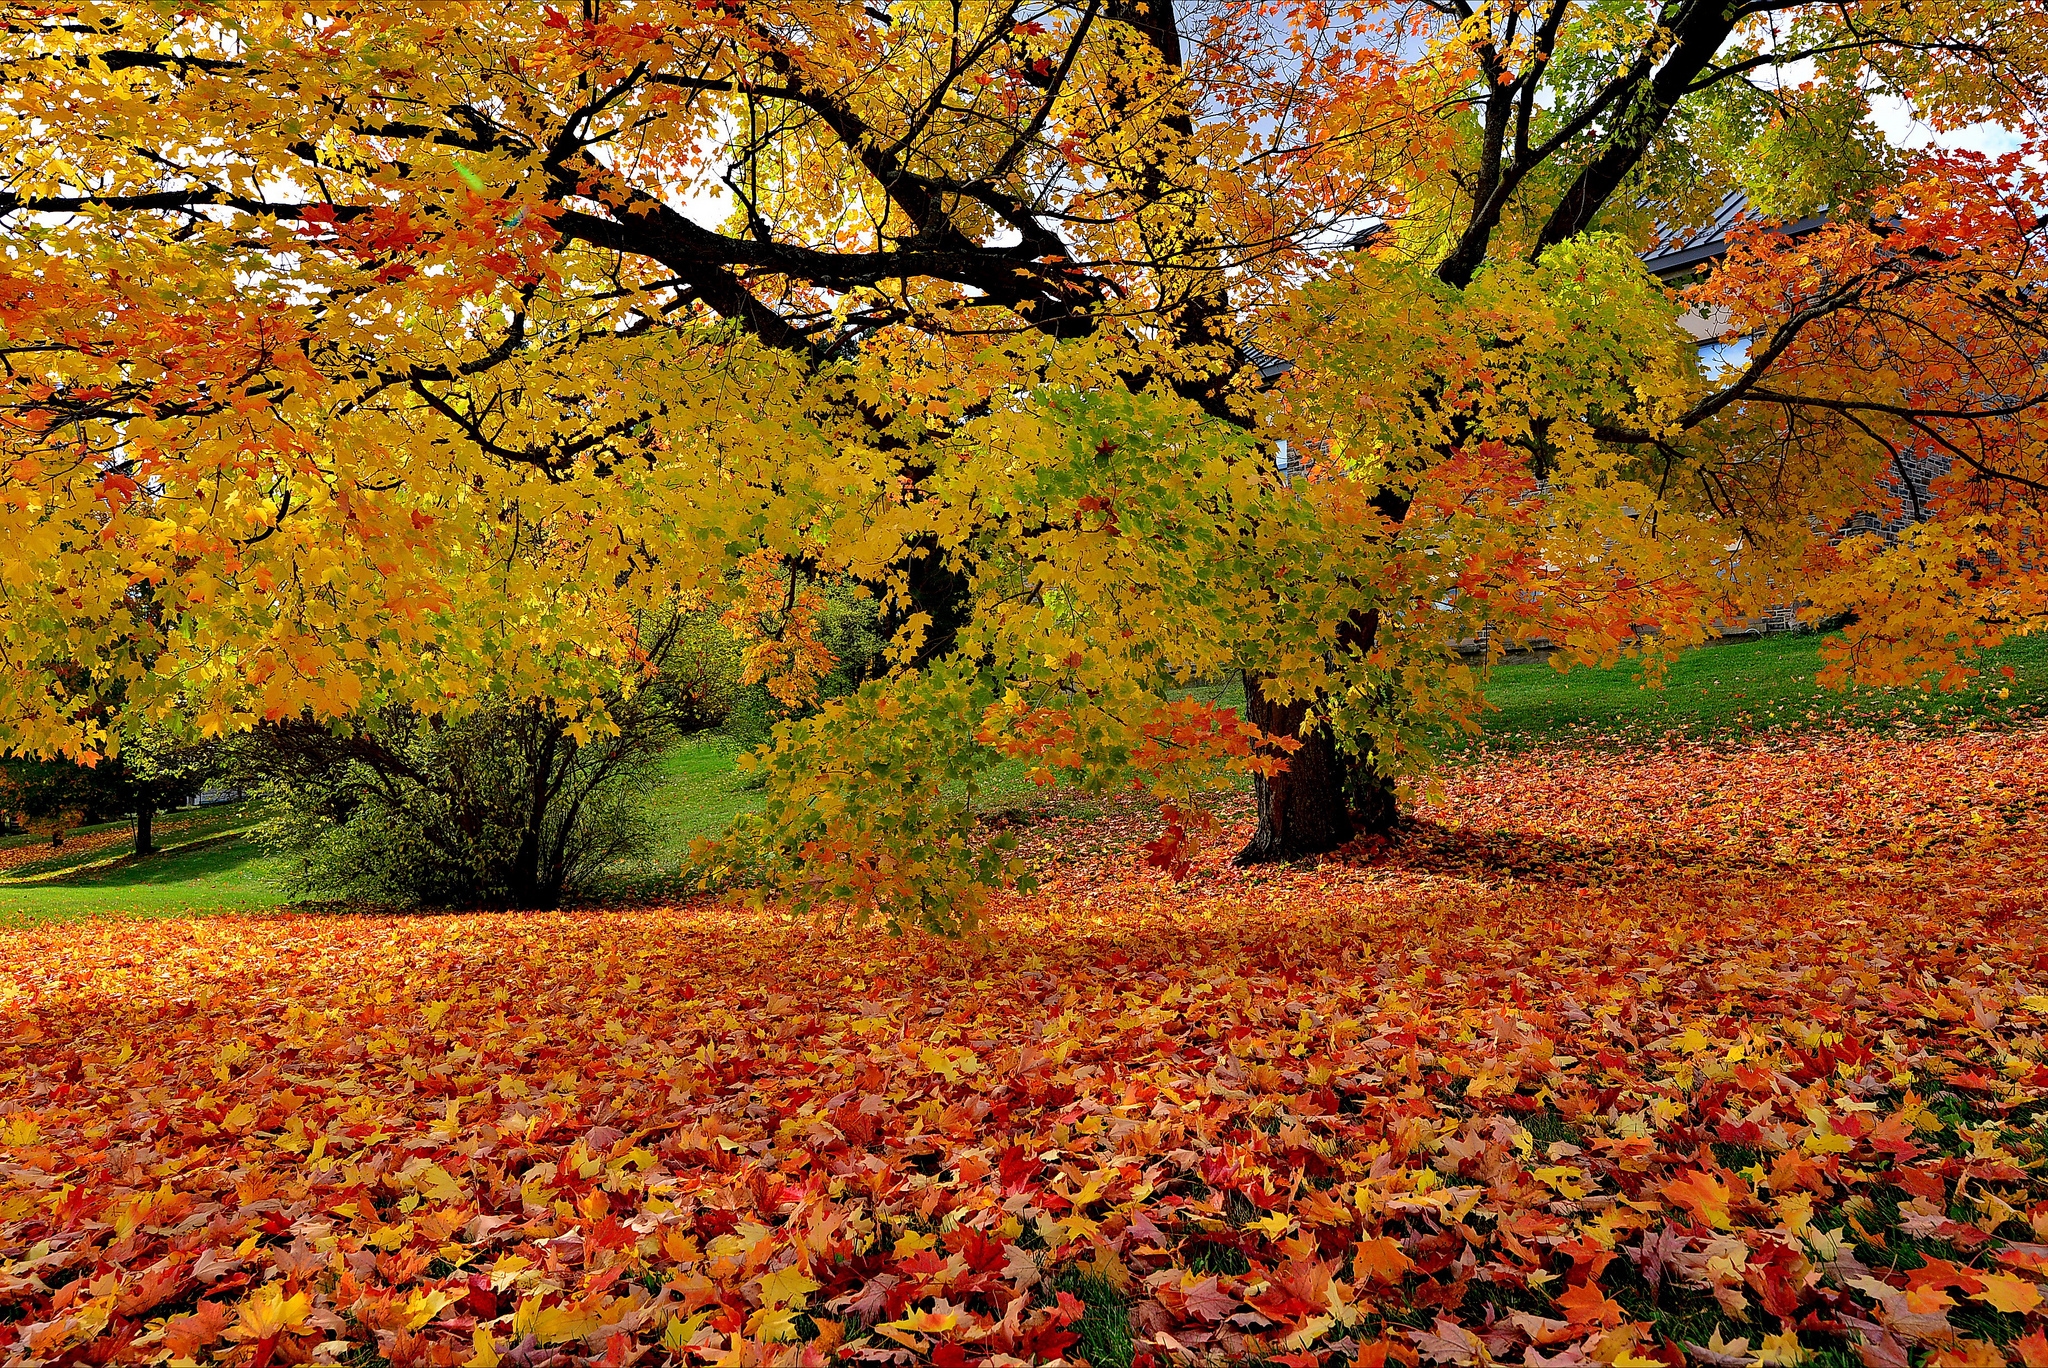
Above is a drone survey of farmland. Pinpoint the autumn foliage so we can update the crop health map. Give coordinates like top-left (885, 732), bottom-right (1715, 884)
top-left (6, 727), bottom-right (2048, 1367)
top-left (6, 3), bottom-right (2048, 909)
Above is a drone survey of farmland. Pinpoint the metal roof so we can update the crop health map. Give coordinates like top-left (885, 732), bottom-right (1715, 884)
top-left (1239, 197), bottom-right (1826, 376)
top-left (1640, 190), bottom-right (1827, 279)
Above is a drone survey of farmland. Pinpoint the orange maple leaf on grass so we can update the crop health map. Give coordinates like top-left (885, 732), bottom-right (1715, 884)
top-left (1662, 1169), bottom-right (1733, 1229)
top-left (1554, 1281), bottom-right (1626, 1329)
top-left (162, 1300), bottom-right (232, 1358)
top-left (1969, 1271), bottom-right (2043, 1315)
top-left (1354, 1236), bottom-right (1416, 1284)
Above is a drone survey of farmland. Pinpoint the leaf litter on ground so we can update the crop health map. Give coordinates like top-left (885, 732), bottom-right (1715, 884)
top-left (4, 728), bottom-right (2048, 1367)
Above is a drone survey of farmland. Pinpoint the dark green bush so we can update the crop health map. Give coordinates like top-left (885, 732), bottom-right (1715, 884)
top-left (251, 703), bottom-right (660, 909)
top-left (244, 613), bottom-right (717, 909)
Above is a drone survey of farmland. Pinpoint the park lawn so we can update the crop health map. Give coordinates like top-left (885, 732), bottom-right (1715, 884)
top-left (4, 726), bottom-right (2047, 1368)
top-left (633, 735), bottom-right (764, 869)
top-left (4, 630), bottom-right (2043, 922)
top-left (0, 801), bottom-right (258, 881)
top-left (638, 631), bottom-right (2048, 834)
top-left (1463, 627), bottom-right (2048, 750)
top-left (0, 832), bottom-right (289, 927)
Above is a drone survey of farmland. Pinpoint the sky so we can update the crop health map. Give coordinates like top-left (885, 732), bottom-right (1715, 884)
top-left (1870, 96), bottom-right (2026, 158)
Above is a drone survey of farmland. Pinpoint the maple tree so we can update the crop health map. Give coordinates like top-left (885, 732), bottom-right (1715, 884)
top-left (1, 722), bottom-right (217, 856)
top-left (4, 726), bottom-right (2047, 1367)
top-left (4, 2), bottom-right (2048, 920)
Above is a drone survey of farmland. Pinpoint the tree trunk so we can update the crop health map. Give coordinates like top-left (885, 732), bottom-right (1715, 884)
top-left (1348, 756), bottom-right (1400, 836)
top-left (135, 800), bottom-right (153, 857)
top-left (509, 718), bottom-right (567, 909)
top-left (1235, 671), bottom-right (1354, 864)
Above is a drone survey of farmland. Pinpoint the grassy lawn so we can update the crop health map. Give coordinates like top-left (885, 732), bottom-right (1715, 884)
top-left (1466, 628), bottom-right (2048, 750)
top-left (4, 629), bottom-right (2041, 922)
top-left (614, 736), bottom-right (766, 881)
top-left (627, 630), bottom-right (2048, 853)
top-left (0, 833), bottom-right (287, 927)
top-left (0, 812), bottom-right (130, 851)
top-left (0, 801), bottom-right (258, 880)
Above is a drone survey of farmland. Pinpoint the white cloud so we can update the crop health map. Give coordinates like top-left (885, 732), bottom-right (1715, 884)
top-left (1868, 94), bottom-right (2023, 157)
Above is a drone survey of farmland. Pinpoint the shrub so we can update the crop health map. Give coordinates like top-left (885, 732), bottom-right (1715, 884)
top-left (251, 704), bottom-right (661, 908)
top-left (244, 615), bottom-right (710, 909)
top-left (661, 611), bottom-right (748, 733)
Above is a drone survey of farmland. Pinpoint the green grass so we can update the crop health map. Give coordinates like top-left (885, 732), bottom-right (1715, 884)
top-left (0, 802), bottom-right (259, 881)
top-left (7, 631), bottom-right (2043, 925)
top-left (644, 735), bottom-right (763, 854)
top-left (1047, 1272), bottom-right (1135, 1368)
top-left (608, 732), bottom-right (1116, 892)
top-left (0, 833), bottom-right (289, 927)
top-left (599, 735), bottom-right (769, 891)
top-left (1462, 629), bottom-right (2048, 751)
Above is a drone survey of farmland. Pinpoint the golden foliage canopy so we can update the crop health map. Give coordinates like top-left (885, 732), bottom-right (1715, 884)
top-left (3, 0), bottom-right (2047, 919)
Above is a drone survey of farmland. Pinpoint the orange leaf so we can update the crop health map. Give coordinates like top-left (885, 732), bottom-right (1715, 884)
top-left (1662, 1170), bottom-right (1733, 1229)
top-left (1354, 1236), bottom-right (1416, 1284)
top-left (1971, 1272), bottom-right (2042, 1316)
top-left (1555, 1282), bottom-right (1625, 1329)
top-left (163, 1300), bottom-right (232, 1358)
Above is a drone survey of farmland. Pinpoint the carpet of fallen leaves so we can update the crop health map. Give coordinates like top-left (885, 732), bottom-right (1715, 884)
top-left (5, 728), bottom-right (2048, 1368)
top-left (0, 811), bottom-right (230, 878)
top-left (0, 830), bottom-right (130, 876)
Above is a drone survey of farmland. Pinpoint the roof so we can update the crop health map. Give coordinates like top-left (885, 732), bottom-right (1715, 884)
top-left (1239, 197), bottom-right (1826, 376)
top-left (1640, 190), bottom-right (1827, 280)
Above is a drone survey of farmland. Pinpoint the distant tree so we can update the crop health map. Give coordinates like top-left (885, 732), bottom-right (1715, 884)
top-left (1, 727), bottom-right (217, 855)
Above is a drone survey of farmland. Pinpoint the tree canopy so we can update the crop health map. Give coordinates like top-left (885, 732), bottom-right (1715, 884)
top-left (4, 0), bottom-right (2047, 923)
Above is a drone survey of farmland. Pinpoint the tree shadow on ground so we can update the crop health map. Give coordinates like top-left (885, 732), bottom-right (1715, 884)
top-left (1329, 814), bottom-right (1917, 892)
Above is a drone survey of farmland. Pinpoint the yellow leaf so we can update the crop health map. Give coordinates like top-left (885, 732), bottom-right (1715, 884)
top-left (464, 1326), bottom-right (501, 1368)
top-left (746, 1306), bottom-right (802, 1343)
top-left (876, 1309), bottom-right (957, 1348)
top-left (1755, 1329), bottom-right (1811, 1366)
top-left (415, 1163), bottom-right (465, 1205)
top-left (229, 1285), bottom-right (312, 1343)
top-left (892, 1229), bottom-right (936, 1257)
top-left (758, 1266), bottom-right (820, 1309)
top-left (366, 1221), bottom-right (413, 1252)
top-left (1248, 1210), bottom-right (1292, 1239)
top-left (1087, 1242), bottom-right (1133, 1293)
top-left (487, 1255), bottom-right (534, 1291)
top-left (1802, 1128), bottom-right (1854, 1155)
top-left (1533, 1165), bottom-right (1592, 1199)
top-left (1971, 1271), bottom-right (2043, 1315)
top-left (402, 1288), bottom-right (456, 1331)
top-left (512, 1295), bottom-right (601, 1346)
top-left (660, 1310), bottom-right (711, 1351)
